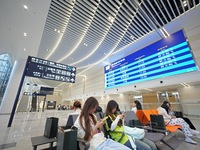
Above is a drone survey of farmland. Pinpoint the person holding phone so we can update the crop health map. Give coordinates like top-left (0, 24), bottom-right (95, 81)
top-left (157, 101), bottom-right (200, 144)
top-left (74, 97), bottom-right (131, 150)
top-left (105, 100), bottom-right (157, 150)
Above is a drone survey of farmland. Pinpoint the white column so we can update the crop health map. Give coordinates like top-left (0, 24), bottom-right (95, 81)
top-left (0, 58), bottom-right (26, 114)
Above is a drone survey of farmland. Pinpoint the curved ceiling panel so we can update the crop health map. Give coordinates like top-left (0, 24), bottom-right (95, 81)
top-left (37, 0), bottom-right (200, 73)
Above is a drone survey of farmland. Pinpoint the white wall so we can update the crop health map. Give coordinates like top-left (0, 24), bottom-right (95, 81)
top-left (95, 93), bottom-right (131, 112)
top-left (177, 85), bottom-right (200, 116)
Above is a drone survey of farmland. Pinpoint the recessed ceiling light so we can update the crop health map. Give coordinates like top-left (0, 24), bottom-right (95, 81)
top-left (24, 48), bottom-right (26, 51)
top-left (24, 32), bottom-right (27, 36)
top-left (108, 15), bottom-right (114, 23)
top-left (23, 5), bottom-right (28, 10)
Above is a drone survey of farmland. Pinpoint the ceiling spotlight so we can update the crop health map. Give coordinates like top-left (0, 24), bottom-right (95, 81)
top-left (183, 0), bottom-right (187, 7)
top-left (23, 5), bottom-right (28, 10)
top-left (24, 48), bottom-right (26, 51)
top-left (24, 32), bottom-right (27, 37)
top-left (130, 35), bottom-right (135, 40)
top-left (108, 15), bottom-right (114, 23)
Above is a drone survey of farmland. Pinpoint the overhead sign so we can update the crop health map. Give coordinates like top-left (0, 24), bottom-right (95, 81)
top-left (26, 56), bottom-right (76, 83)
top-left (104, 30), bottom-right (198, 89)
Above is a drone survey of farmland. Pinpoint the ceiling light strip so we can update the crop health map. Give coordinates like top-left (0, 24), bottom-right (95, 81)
top-left (45, 1), bottom-right (75, 60)
top-left (57, 1), bottom-right (102, 62)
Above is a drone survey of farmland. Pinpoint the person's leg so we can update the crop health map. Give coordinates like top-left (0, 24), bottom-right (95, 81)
top-left (124, 140), bottom-right (134, 150)
top-left (135, 139), bottom-right (151, 150)
top-left (96, 139), bottom-right (132, 150)
top-left (168, 118), bottom-right (197, 144)
top-left (141, 138), bottom-right (157, 150)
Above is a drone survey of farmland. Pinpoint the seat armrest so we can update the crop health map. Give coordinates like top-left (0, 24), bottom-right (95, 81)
top-left (77, 138), bottom-right (90, 150)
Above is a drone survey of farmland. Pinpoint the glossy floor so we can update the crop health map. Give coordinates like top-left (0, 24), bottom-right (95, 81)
top-left (0, 110), bottom-right (200, 150)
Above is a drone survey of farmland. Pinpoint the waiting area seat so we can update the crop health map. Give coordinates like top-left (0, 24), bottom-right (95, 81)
top-left (136, 110), bottom-right (181, 134)
top-left (31, 135), bottom-right (56, 150)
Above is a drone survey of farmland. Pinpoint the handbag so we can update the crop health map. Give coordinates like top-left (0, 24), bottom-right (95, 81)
top-left (124, 125), bottom-right (145, 140)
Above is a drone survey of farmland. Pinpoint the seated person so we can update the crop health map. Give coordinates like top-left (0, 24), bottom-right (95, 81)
top-left (163, 101), bottom-right (196, 130)
top-left (157, 101), bottom-right (200, 144)
top-left (105, 100), bottom-right (157, 150)
top-left (131, 100), bottom-right (142, 113)
top-left (74, 97), bottom-right (131, 150)
top-left (66, 101), bottom-right (82, 122)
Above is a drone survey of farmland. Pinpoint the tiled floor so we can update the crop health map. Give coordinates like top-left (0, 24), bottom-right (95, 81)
top-left (0, 110), bottom-right (200, 150)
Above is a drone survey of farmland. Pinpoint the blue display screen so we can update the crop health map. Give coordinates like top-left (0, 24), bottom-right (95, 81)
top-left (104, 30), bottom-right (198, 89)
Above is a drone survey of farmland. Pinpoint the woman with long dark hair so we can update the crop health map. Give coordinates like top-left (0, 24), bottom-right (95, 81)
top-left (158, 101), bottom-right (200, 144)
top-left (131, 100), bottom-right (142, 113)
top-left (105, 100), bottom-right (157, 150)
top-left (74, 97), bottom-right (131, 150)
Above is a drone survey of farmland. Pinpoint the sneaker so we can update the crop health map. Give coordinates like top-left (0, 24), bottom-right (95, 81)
top-left (185, 137), bottom-right (197, 144)
top-left (190, 129), bottom-right (200, 135)
top-left (194, 135), bottom-right (200, 139)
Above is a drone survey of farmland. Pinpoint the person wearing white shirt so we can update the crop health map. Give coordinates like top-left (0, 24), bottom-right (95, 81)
top-left (74, 97), bottom-right (131, 150)
top-left (157, 101), bottom-right (200, 144)
top-left (66, 101), bottom-right (82, 123)
top-left (131, 100), bottom-right (142, 114)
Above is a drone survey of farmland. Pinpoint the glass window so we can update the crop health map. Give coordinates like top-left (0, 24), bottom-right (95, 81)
top-left (0, 54), bottom-right (13, 105)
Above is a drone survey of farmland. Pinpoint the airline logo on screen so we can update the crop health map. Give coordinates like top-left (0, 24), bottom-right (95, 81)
top-left (26, 56), bottom-right (76, 83)
top-left (104, 30), bottom-right (198, 89)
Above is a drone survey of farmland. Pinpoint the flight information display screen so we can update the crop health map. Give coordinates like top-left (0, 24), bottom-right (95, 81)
top-left (104, 30), bottom-right (198, 89)
top-left (26, 56), bottom-right (76, 83)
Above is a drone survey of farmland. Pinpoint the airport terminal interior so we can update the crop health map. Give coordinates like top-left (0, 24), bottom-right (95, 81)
top-left (1, 0), bottom-right (200, 149)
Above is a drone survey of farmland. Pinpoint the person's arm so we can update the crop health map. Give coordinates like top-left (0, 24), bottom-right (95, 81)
top-left (162, 108), bottom-right (172, 119)
top-left (110, 116), bottom-right (121, 131)
top-left (91, 120), bottom-right (104, 135)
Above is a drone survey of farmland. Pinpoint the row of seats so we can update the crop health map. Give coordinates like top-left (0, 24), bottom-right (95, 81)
top-left (31, 110), bottom-right (182, 150)
top-left (135, 110), bottom-right (181, 133)
top-left (66, 111), bottom-right (182, 150)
